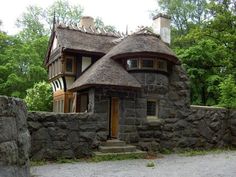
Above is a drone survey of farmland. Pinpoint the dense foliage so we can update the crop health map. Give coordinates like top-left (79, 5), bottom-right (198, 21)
top-left (156, 0), bottom-right (236, 108)
top-left (24, 81), bottom-right (53, 111)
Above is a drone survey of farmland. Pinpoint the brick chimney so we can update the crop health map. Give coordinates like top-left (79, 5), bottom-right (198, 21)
top-left (152, 13), bottom-right (171, 45)
top-left (79, 16), bottom-right (95, 29)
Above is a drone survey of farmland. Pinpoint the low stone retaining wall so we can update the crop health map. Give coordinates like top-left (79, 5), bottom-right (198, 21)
top-left (28, 112), bottom-right (108, 160)
top-left (28, 106), bottom-right (236, 160)
top-left (138, 106), bottom-right (235, 151)
top-left (0, 96), bottom-right (30, 177)
top-left (230, 110), bottom-right (236, 146)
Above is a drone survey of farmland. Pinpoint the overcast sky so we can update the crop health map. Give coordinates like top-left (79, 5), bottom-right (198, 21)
top-left (0, 0), bottom-right (159, 35)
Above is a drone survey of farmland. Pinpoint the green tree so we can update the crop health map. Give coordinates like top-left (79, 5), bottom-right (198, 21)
top-left (157, 0), bottom-right (207, 35)
top-left (45, 0), bottom-right (83, 27)
top-left (24, 81), bottom-right (53, 111)
top-left (0, 32), bottom-right (48, 98)
top-left (154, 0), bottom-right (236, 107)
top-left (16, 6), bottom-right (46, 41)
top-left (94, 17), bottom-right (117, 32)
top-left (219, 75), bottom-right (236, 108)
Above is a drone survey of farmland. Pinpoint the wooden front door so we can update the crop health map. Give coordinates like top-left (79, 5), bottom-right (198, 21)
top-left (111, 97), bottom-right (119, 138)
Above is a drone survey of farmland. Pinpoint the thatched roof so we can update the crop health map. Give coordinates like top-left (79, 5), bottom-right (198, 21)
top-left (68, 28), bottom-right (181, 91)
top-left (56, 26), bottom-right (118, 54)
top-left (68, 53), bottom-right (141, 91)
top-left (109, 29), bottom-right (180, 64)
top-left (44, 23), bottom-right (123, 65)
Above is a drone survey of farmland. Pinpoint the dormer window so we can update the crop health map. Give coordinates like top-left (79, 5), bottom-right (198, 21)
top-left (126, 58), bottom-right (168, 72)
top-left (127, 59), bottom-right (138, 69)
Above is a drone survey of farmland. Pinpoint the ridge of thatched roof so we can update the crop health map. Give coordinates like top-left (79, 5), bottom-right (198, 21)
top-left (108, 28), bottom-right (180, 64)
top-left (68, 53), bottom-right (141, 91)
top-left (55, 22), bottom-right (126, 38)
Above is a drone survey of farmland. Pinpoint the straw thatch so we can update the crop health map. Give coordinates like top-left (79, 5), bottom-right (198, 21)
top-left (56, 27), bottom-right (118, 54)
top-left (109, 31), bottom-right (180, 64)
top-left (68, 53), bottom-right (141, 91)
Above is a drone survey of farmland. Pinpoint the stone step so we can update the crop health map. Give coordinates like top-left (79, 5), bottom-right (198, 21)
top-left (94, 150), bottom-right (147, 157)
top-left (101, 139), bottom-right (126, 147)
top-left (99, 145), bottom-right (137, 153)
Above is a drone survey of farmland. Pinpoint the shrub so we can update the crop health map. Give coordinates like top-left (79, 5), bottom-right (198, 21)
top-left (219, 75), bottom-right (236, 109)
top-left (25, 81), bottom-right (52, 111)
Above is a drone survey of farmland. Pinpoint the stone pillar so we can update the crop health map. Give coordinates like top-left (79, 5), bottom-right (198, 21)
top-left (0, 96), bottom-right (30, 177)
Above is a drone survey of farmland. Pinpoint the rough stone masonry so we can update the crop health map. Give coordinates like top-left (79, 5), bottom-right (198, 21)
top-left (28, 107), bottom-right (236, 160)
top-left (0, 96), bottom-right (30, 177)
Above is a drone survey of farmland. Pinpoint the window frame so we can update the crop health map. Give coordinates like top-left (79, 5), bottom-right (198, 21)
top-left (65, 56), bottom-right (75, 74)
top-left (140, 58), bottom-right (155, 69)
top-left (146, 99), bottom-right (159, 120)
top-left (126, 59), bottom-right (139, 70)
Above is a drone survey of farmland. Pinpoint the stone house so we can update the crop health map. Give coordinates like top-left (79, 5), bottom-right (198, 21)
top-left (44, 14), bottom-right (190, 141)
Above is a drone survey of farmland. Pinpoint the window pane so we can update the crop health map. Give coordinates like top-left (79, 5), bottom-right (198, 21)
top-left (127, 59), bottom-right (138, 69)
top-left (66, 58), bottom-right (73, 72)
top-left (147, 101), bottom-right (156, 116)
top-left (142, 59), bottom-right (154, 68)
top-left (157, 60), bottom-right (167, 71)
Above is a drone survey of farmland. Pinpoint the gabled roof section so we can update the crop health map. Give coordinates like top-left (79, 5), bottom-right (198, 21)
top-left (68, 53), bottom-right (141, 91)
top-left (44, 22), bottom-right (125, 66)
top-left (109, 27), bottom-right (180, 64)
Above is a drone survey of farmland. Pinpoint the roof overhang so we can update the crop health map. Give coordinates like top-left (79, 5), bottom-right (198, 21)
top-left (68, 83), bottom-right (142, 92)
top-left (62, 48), bottom-right (106, 57)
top-left (111, 51), bottom-right (180, 65)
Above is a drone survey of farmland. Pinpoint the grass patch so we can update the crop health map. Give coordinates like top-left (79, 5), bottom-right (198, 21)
top-left (90, 153), bottom-right (146, 162)
top-left (31, 153), bottom-right (146, 165)
top-left (30, 159), bottom-right (48, 166)
top-left (179, 148), bottom-right (235, 157)
top-left (146, 161), bottom-right (155, 167)
top-left (159, 148), bottom-right (173, 155)
top-left (30, 158), bottom-right (83, 166)
top-left (56, 158), bottom-right (82, 164)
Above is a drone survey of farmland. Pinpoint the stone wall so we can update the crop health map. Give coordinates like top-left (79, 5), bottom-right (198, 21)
top-left (137, 106), bottom-right (235, 151)
top-left (0, 96), bottom-right (30, 177)
top-left (28, 107), bottom-right (236, 161)
top-left (230, 110), bottom-right (236, 147)
top-left (27, 112), bottom-right (107, 160)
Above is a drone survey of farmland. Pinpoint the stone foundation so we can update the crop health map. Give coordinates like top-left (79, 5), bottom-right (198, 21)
top-left (0, 96), bottom-right (30, 177)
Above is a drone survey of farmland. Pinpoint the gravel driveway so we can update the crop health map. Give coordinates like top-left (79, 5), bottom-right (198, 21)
top-left (31, 151), bottom-right (236, 177)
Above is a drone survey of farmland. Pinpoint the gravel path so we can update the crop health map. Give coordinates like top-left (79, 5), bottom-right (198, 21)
top-left (31, 151), bottom-right (236, 177)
